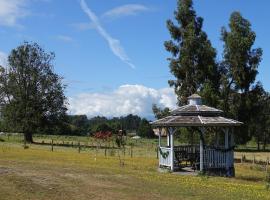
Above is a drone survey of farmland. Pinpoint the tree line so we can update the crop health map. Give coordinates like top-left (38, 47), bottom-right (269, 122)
top-left (64, 114), bottom-right (154, 138)
top-left (153, 0), bottom-right (270, 149)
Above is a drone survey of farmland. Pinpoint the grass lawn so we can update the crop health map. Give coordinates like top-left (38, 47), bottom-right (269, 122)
top-left (0, 142), bottom-right (270, 200)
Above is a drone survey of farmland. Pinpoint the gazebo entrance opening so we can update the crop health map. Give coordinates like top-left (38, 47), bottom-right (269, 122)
top-left (152, 94), bottom-right (242, 177)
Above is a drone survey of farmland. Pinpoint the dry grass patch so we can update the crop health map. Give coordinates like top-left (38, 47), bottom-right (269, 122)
top-left (0, 144), bottom-right (269, 200)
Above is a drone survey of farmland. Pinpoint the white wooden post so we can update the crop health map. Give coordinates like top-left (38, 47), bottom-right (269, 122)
top-left (169, 127), bottom-right (175, 172)
top-left (158, 128), bottom-right (161, 147)
top-left (167, 128), bottom-right (170, 147)
top-left (199, 128), bottom-right (205, 172)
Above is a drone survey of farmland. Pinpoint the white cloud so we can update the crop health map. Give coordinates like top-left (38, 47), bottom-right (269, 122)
top-left (73, 4), bottom-right (150, 31)
top-left (0, 0), bottom-right (29, 27)
top-left (68, 84), bottom-right (177, 119)
top-left (102, 4), bottom-right (149, 20)
top-left (80, 0), bottom-right (135, 69)
top-left (56, 35), bottom-right (74, 43)
top-left (0, 51), bottom-right (7, 66)
top-left (0, 0), bottom-right (52, 27)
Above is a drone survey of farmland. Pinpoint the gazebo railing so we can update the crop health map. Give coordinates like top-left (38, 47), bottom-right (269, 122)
top-left (174, 145), bottom-right (200, 154)
top-left (203, 148), bottom-right (234, 169)
top-left (159, 145), bottom-right (234, 171)
top-left (159, 147), bottom-right (171, 167)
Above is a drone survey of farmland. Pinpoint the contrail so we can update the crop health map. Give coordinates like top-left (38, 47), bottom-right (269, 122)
top-left (80, 0), bottom-right (135, 69)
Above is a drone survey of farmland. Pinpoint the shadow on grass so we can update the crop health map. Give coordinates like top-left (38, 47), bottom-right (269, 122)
top-left (33, 141), bottom-right (120, 150)
top-left (235, 148), bottom-right (270, 153)
top-left (235, 175), bottom-right (264, 182)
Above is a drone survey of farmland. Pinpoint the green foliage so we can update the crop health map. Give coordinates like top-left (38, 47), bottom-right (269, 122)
top-left (221, 12), bottom-right (262, 93)
top-left (59, 114), bottom-right (143, 136)
top-left (165, 0), bottom-right (220, 106)
top-left (0, 42), bottom-right (67, 142)
top-left (94, 123), bottom-right (113, 133)
top-left (247, 85), bottom-right (270, 149)
top-left (163, 1), bottom-right (269, 146)
top-left (137, 118), bottom-right (155, 138)
top-left (220, 12), bottom-right (264, 144)
top-left (87, 114), bottom-right (141, 135)
top-left (66, 115), bottom-right (89, 135)
top-left (152, 104), bottom-right (170, 119)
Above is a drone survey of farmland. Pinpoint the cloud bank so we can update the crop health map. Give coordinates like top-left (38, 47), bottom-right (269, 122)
top-left (80, 0), bottom-right (135, 69)
top-left (68, 84), bottom-right (177, 119)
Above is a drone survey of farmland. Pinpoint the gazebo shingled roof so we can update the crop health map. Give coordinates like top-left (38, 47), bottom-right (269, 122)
top-left (151, 94), bottom-right (242, 127)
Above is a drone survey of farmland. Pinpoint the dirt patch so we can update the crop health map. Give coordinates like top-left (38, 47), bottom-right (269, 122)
top-left (0, 167), bottom-right (11, 174)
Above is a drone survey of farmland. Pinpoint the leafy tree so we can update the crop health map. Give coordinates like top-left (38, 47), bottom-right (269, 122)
top-left (152, 104), bottom-right (170, 119)
top-left (87, 115), bottom-right (142, 134)
top-left (0, 42), bottom-right (67, 143)
top-left (220, 12), bottom-right (263, 144)
top-left (120, 114), bottom-right (141, 131)
top-left (247, 84), bottom-right (270, 150)
top-left (93, 123), bottom-right (113, 133)
top-left (88, 116), bottom-right (108, 133)
top-left (221, 12), bottom-right (262, 95)
top-left (165, 0), bottom-right (220, 106)
top-left (137, 118), bottom-right (155, 138)
top-left (67, 115), bottom-right (89, 135)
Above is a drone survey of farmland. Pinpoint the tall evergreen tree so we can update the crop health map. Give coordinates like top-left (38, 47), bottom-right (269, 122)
top-left (221, 12), bottom-right (262, 95)
top-left (220, 12), bottom-right (263, 144)
top-left (165, 0), bottom-right (219, 106)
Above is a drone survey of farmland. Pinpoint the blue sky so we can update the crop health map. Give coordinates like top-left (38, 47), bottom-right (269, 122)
top-left (0, 0), bottom-right (269, 118)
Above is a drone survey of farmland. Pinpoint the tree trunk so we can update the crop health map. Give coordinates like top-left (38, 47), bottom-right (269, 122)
top-left (257, 141), bottom-right (260, 151)
top-left (263, 132), bottom-right (267, 151)
top-left (24, 132), bottom-right (33, 143)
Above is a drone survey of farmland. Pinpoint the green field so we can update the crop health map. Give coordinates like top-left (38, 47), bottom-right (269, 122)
top-left (0, 134), bottom-right (270, 200)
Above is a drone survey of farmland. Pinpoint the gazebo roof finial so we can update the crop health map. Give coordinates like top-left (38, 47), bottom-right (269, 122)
top-left (188, 93), bottom-right (201, 99)
top-left (188, 93), bottom-right (202, 105)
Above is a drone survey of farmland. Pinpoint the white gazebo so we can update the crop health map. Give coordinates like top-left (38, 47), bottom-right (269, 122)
top-left (151, 94), bottom-right (242, 177)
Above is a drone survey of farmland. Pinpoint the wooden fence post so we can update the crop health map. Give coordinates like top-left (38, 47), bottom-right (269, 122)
top-left (23, 137), bottom-right (27, 149)
top-left (267, 157), bottom-right (269, 172)
top-left (78, 142), bottom-right (81, 153)
top-left (51, 139), bottom-right (54, 152)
